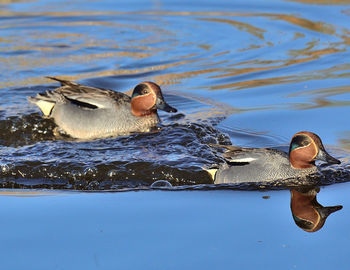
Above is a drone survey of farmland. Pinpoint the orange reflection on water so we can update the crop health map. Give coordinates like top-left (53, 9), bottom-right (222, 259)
top-left (0, 7), bottom-right (348, 98)
top-left (197, 17), bottom-right (265, 40)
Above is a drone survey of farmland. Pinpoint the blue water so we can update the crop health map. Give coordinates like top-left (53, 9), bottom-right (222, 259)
top-left (0, 183), bottom-right (348, 269)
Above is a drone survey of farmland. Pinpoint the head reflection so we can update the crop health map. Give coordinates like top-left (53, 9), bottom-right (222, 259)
top-left (290, 187), bottom-right (342, 232)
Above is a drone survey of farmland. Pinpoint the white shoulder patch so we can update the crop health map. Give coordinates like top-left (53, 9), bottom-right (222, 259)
top-left (230, 157), bottom-right (256, 163)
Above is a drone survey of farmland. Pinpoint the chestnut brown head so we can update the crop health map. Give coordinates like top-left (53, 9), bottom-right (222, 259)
top-left (289, 131), bottom-right (340, 169)
top-left (131, 82), bottom-right (177, 117)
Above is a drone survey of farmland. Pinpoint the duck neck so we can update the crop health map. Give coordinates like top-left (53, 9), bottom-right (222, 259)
top-left (131, 106), bottom-right (156, 117)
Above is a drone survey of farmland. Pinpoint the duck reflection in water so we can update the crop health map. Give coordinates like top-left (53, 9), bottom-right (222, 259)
top-left (290, 187), bottom-right (342, 232)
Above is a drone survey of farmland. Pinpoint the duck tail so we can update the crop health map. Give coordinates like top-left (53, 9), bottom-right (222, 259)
top-left (205, 168), bottom-right (218, 181)
top-left (208, 143), bottom-right (241, 151)
top-left (28, 90), bottom-right (64, 116)
top-left (46, 76), bottom-right (79, 87)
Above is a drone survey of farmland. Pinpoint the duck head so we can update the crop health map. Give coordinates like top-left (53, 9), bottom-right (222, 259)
top-left (288, 131), bottom-right (340, 169)
top-left (131, 82), bottom-right (177, 117)
top-left (290, 188), bottom-right (342, 232)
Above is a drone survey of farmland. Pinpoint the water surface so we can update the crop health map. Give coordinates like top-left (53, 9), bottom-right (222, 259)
top-left (0, 183), bottom-right (348, 269)
top-left (0, 0), bottom-right (349, 188)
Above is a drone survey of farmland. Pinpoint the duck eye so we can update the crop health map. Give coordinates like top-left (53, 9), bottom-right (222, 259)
top-left (290, 135), bottom-right (311, 152)
top-left (301, 140), bottom-right (309, 146)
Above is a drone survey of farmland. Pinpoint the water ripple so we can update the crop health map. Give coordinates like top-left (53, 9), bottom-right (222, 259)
top-left (0, 0), bottom-right (349, 189)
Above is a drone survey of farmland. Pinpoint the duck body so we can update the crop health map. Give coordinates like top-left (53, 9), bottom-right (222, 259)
top-left (50, 97), bottom-right (159, 139)
top-left (28, 77), bottom-right (177, 139)
top-left (210, 131), bottom-right (340, 184)
top-left (214, 147), bottom-right (317, 184)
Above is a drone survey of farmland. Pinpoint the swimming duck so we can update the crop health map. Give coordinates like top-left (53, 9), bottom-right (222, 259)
top-left (290, 187), bottom-right (342, 232)
top-left (28, 77), bottom-right (177, 139)
top-left (208, 131), bottom-right (341, 184)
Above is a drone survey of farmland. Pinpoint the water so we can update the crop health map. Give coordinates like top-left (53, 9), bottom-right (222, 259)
top-left (0, 0), bottom-right (350, 268)
top-left (0, 183), bottom-right (348, 269)
top-left (1, 0), bottom-right (349, 188)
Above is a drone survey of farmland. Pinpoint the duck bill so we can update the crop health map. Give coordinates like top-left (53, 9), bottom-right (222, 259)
top-left (316, 149), bottom-right (341, 165)
top-left (318, 205), bottom-right (343, 219)
top-left (156, 98), bottom-right (177, 113)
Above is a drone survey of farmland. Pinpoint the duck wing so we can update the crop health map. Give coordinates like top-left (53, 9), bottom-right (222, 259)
top-left (209, 144), bottom-right (289, 165)
top-left (45, 76), bottom-right (131, 109)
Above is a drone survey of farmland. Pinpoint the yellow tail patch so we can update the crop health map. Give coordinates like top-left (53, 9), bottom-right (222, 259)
top-left (206, 169), bottom-right (217, 181)
top-left (35, 100), bottom-right (55, 116)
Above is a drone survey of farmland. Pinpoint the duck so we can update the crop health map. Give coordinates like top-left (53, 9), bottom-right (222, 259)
top-left (28, 77), bottom-right (177, 140)
top-left (207, 131), bottom-right (341, 184)
top-left (290, 187), bottom-right (342, 232)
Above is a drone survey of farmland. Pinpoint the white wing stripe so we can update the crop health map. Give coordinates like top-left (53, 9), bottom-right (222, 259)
top-left (230, 157), bottom-right (256, 162)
